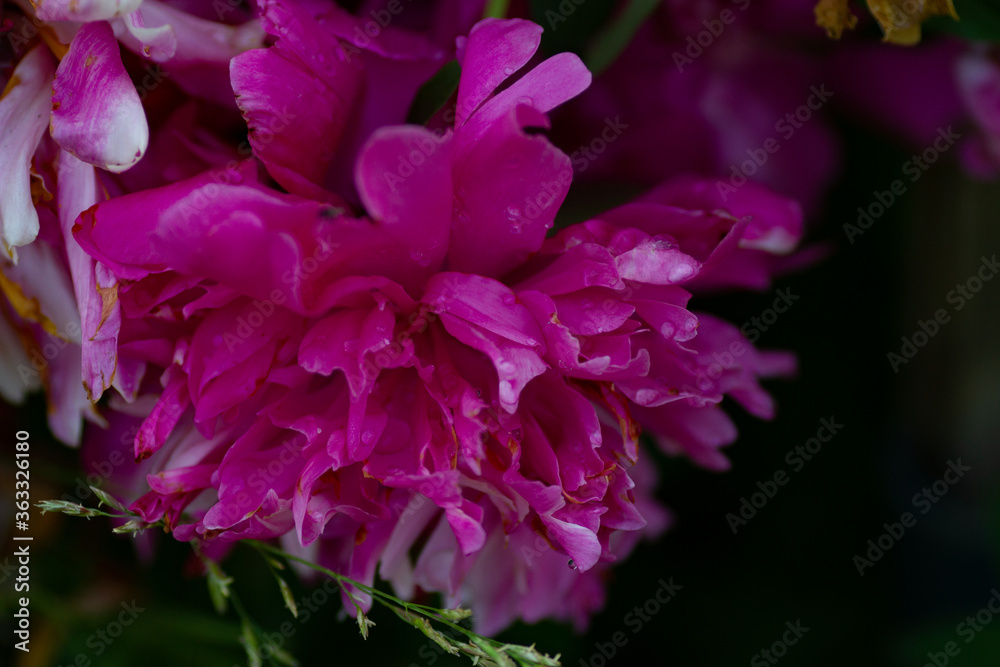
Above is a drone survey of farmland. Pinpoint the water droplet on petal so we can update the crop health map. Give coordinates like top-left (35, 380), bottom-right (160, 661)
top-left (635, 388), bottom-right (658, 405)
top-left (502, 66), bottom-right (515, 76)
top-left (568, 559), bottom-right (577, 570)
top-left (502, 294), bottom-right (516, 306)
top-left (661, 322), bottom-right (676, 339)
top-left (410, 250), bottom-right (431, 267)
top-left (361, 431), bottom-right (374, 445)
top-left (506, 206), bottom-right (520, 221)
top-left (517, 96), bottom-right (532, 106)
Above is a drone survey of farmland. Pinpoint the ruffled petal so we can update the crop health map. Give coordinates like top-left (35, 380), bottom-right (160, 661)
top-left (230, 0), bottom-right (362, 198)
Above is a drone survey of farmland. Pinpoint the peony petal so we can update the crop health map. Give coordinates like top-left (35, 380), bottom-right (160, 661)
top-left (454, 18), bottom-right (542, 127)
top-left (57, 150), bottom-right (121, 401)
top-left (355, 125), bottom-right (453, 275)
top-left (51, 21), bottom-right (149, 173)
top-left (463, 51), bottom-right (592, 142)
top-left (0, 46), bottom-right (55, 257)
top-left (115, 0), bottom-right (264, 64)
top-left (448, 104), bottom-right (574, 278)
top-left (120, 6), bottom-right (176, 61)
top-left (33, 0), bottom-right (143, 21)
top-left (230, 0), bottom-right (361, 198)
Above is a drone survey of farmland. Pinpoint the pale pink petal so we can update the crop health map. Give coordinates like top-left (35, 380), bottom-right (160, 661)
top-left (57, 150), bottom-right (121, 401)
top-left (51, 21), bottom-right (149, 173)
top-left (116, 0), bottom-right (264, 64)
top-left (0, 46), bottom-right (55, 256)
top-left (33, 0), bottom-right (142, 21)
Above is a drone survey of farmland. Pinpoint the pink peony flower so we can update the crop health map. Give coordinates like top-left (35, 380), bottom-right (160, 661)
top-left (955, 49), bottom-right (1000, 178)
top-left (67, 12), bottom-right (803, 630)
top-left (552, 3), bottom-right (842, 215)
top-left (1, 0), bottom-right (805, 633)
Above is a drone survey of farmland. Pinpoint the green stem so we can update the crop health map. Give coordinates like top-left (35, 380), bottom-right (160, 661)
top-left (482, 0), bottom-right (510, 19)
top-left (247, 541), bottom-right (490, 644)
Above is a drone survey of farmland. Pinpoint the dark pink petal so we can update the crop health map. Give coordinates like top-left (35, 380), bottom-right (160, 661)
top-left (600, 464), bottom-right (647, 531)
top-left (294, 454), bottom-right (389, 546)
top-left (630, 299), bottom-right (699, 342)
top-left (454, 18), bottom-right (542, 127)
top-left (514, 242), bottom-right (623, 295)
top-left (518, 291), bottom-right (648, 382)
top-left (424, 273), bottom-right (547, 411)
top-left (522, 376), bottom-right (606, 501)
top-left (445, 499), bottom-right (486, 556)
top-left (74, 168), bottom-right (328, 306)
top-left (539, 511), bottom-right (601, 572)
top-left (355, 126), bottom-right (454, 275)
top-left (551, 288), bottom-right (635, 336)
top-left (231, 0), bottom-right (362, 199)
top-left (147, 464), bottom-right (216, 495)
top-left (203, 421), bottom-right (306, 531)
top-left (135, 366), bottom-right (190, 462)
top-left (425, 273), bottom-right (543, 345)
top-left (646, 176), bottom-right (803, 255)
top-left (634, 402), bottom-right (737, 472)
top-left (463, 51), bottom-right (592, 142)
top-left (449, 105), bottom-right (574, 278)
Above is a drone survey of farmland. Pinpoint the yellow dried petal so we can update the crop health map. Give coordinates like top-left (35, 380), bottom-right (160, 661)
top-left (94, 281), bottom-right (118, 337)
top-left (815, 0), bottom-right (859, 39)
top-left (0, 266), bottom-right (63, 338)
top-left (866, 0), bottom-right (959, 45)
top-left (30, 170), bottom-right (53, 206)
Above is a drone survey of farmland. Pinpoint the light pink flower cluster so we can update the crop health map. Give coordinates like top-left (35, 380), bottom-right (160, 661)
top-left (1, 1), bottom-right (804, 632)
